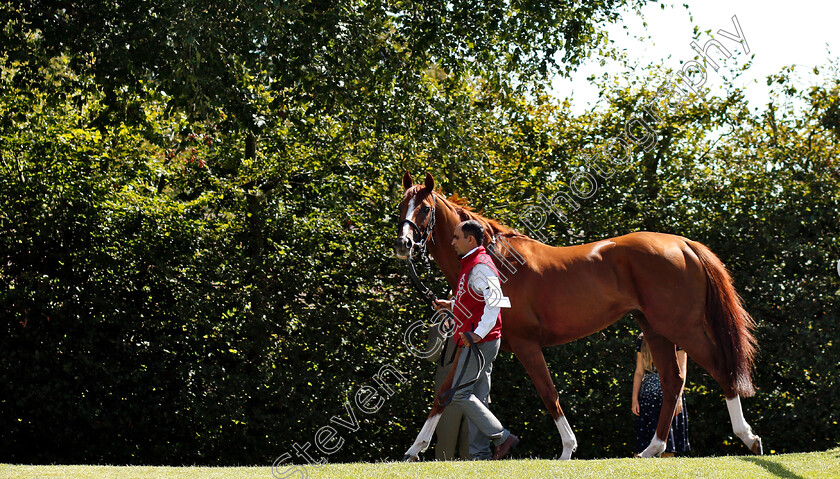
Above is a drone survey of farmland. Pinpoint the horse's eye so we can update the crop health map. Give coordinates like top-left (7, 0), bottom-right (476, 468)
top-left (421, 205), bottom-right (430, 213)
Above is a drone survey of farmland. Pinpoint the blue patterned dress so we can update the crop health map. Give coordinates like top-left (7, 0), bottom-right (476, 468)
top-left (635, 339), bottom-right (690, 454)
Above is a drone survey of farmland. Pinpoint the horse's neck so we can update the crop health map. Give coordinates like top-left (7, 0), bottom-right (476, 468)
top-left (428, 203), bottom-right (462, 291)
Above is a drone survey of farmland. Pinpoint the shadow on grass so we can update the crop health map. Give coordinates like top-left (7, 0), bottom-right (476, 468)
top-left (740, 457), bottom-right (805, 479)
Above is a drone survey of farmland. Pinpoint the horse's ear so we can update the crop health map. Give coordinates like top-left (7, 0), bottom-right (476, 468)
top-left (402, 171), bottom-right (413, 190)
top-left (424, 172), bottom-right (435, 191)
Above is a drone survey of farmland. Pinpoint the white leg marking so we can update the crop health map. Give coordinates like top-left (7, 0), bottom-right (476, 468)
top-left (639, 435), bottom-right (666, 458)
top-left (726, 397), bottom-right (762, 453)
top-left (404, 413), bottom-right (441, 459)
top-left (554, 415), bottom-right (578, 460)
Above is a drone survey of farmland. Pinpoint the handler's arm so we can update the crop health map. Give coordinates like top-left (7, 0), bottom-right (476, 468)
top-left (468, 263), bottom-right (502, 340)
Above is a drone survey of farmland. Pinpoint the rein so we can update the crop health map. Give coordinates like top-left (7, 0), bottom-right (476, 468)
top-left (406, 254), bottom-right (440, 305)
top-left (437, 333), bottom-right (486, 407)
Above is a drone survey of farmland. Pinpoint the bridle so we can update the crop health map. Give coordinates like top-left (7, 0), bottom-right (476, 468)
top-left (397, 192), bottom-right (437, 256)
top-left (397, 192), bottom-right (440, 305)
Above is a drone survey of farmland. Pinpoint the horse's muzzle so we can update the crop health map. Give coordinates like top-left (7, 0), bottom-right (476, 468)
top-left (393, 236), bottom-right (413, 259)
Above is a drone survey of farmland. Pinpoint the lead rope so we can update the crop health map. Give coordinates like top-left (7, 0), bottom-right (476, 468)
top-left (404, 253), bottom-right (485, 398)
top-left (437, 333), bottom-right (486, 407)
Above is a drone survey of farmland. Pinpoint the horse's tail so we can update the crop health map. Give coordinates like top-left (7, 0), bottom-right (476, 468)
top-left (686, 240), bottom-right (758, 397)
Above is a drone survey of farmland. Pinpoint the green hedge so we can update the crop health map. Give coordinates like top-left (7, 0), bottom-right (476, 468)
top-left (2, 43), bottom-right (839, 465)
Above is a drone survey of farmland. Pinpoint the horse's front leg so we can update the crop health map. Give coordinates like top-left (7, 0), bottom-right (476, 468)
top-left (402, 411), bottom-right (443, 461)
top-left (403, 346), bottom-right (463, 461)
top-left (513, 341), bottom-right (578, 460)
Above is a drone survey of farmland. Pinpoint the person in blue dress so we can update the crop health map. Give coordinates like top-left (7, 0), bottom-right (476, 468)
top-left (632, 333), bottom-right (690, 457)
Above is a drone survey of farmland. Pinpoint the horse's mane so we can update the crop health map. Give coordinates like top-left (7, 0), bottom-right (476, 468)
top-left (403, 184), bottom-right (529, 245)
top-left (435, 190), bottom-right (527, 244)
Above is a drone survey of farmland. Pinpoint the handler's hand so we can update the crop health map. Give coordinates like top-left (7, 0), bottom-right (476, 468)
top-left (459, 332), bottom-right (480, 345)
top-left (433, 299), bottom-right (453, 311)
top-left (632, 399), bottom-right (640, 416)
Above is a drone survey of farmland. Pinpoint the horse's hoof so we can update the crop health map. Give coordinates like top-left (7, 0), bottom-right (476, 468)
top-left (402, 454), bottom-right (419, 462)
top-left (559, 441), bottom-right (577, 460)
top-left (634, 452), bottom-right (655, 459)
top-left (750, 436), bottom-right (763, 455)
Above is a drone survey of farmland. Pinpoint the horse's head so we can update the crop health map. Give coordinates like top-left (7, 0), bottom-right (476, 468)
top-left (394, 172), bottom-right (437, 259)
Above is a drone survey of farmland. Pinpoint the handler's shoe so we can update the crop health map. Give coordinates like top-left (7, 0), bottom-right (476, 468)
top-left (492, 433), bottom-right (519, 460)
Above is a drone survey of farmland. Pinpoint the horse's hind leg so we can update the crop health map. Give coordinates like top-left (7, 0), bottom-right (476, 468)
top-left (726, 396), bottom-right (762, 454)
top-left (678, 326), bottom-right (762, 454)
top-left (637, 333), bottom-right (685, 458)
top-left (513, 341), bottom-right (577, 460)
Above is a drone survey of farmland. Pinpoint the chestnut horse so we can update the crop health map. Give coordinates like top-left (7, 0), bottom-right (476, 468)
top-left (394, 172), bottom-right (761, 460)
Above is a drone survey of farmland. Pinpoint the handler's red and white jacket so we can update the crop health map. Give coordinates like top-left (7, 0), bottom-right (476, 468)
top-left (452, 246), bottom-right (507, 346)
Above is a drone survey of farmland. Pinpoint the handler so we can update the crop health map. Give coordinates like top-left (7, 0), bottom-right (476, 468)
top-left (433, 219), bottom-right (518, 460)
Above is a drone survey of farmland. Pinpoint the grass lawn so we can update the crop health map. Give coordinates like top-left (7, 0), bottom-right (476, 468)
top-left (2, 448), bottom-right (838, 478)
